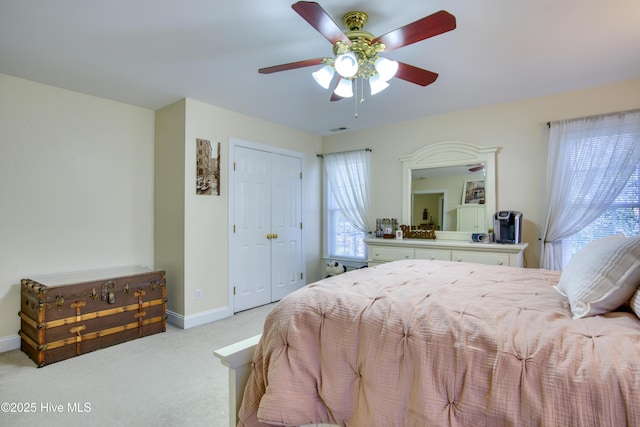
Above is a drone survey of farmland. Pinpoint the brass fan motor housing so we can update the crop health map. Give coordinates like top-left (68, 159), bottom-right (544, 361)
top-left (343, 11), bottom-right (368, 32)
top-left (333, 10), bottom-right (386, 62)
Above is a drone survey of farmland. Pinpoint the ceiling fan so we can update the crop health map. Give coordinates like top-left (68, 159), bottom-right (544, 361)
top-left (259, 1), bottom-right (456, 103)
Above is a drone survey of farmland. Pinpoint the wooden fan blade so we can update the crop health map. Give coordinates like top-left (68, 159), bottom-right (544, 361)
top-left (394, 62), bottom-right (439, 86)
top-left (372, 10), bottom-right (456, 52)
top-left (292, 1), bottom-right (350, 45)
top-left (259, 58), bottom-right (325, 74)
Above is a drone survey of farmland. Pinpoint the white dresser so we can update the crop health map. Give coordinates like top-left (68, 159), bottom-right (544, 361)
top-left (365, 238), bottom-right (528, 267)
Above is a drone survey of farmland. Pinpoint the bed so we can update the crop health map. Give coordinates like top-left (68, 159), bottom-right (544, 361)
top-left (217, 235), bottom-right (640, 427)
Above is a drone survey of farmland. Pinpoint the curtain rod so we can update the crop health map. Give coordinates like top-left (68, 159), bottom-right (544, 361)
top-left (546, 108), bottom-right (640, 128)
top-left (317, 148), bottom-right (372, 158)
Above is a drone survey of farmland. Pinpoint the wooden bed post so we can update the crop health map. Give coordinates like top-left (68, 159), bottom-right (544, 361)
top-left (214, 334), bottom-right (262, 427)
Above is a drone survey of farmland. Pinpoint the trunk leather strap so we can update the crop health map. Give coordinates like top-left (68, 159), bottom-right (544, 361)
top-left (69, 325), bottom-right (86, 355)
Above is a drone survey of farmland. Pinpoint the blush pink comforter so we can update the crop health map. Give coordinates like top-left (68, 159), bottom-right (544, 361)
top-left (239, 260), bottom-right (640, 426)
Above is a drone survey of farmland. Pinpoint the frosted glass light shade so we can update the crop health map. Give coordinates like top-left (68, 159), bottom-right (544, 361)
top-left (335, 52), bottom-right (359, 78)
top-left (312, 65), bottom-right (335, 89)
top-left (374, 57), bottom-right (399, 81)
top-left (334, 78), bottom-right (353, 98)
top-left (369, 74), bottom-right (389, 95)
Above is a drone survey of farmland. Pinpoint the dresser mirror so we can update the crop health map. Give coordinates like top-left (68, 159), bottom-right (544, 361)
top-left (400, 142), bottom-right (499, 237)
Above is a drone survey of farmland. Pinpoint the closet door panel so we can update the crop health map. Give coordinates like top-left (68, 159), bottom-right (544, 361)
top-left (271, 154), bottom-right (303, 302)
top-left (233, 146), bottom-right (272, 311)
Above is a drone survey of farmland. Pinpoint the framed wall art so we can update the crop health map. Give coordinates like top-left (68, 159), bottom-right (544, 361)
top-left (462, 180), bottom-right (485, 204)
top-left (196, 139), bottom-right (220, 196)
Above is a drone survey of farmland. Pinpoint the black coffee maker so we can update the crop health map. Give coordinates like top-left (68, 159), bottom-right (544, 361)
top-left (493, 211), bottom-right (522, 244)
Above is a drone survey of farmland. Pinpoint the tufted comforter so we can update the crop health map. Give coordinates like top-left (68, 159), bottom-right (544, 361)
top-left (238, 260), bottom-right (640, 427)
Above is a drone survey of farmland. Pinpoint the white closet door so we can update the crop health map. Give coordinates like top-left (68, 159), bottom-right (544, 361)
top-left (271, 154), bottom-right (303, 301)
top-left (233, 146), bottom-right (272, 311)
top-left (232, 144), bottom-right (303, 312)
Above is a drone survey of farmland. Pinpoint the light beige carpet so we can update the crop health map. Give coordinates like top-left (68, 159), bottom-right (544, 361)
top-left (0, 303), bottom-right (275, 427)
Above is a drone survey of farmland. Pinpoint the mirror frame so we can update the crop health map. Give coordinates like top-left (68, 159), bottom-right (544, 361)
top-left (400, 141), bottom-right (499, 239)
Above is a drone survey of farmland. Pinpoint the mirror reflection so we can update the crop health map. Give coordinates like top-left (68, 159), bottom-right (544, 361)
top-left (411, 164), bottom-right (486, 231)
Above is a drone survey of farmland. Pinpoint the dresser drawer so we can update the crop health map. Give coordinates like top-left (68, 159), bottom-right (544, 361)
top-left (414, 248), bottom-right (451, 261)
top-left (369, 246), bottom-right (414, 262)
top-left (451, 250), bottom-right (510, 266)
top-left (366, 239), bottom-right (527, 268)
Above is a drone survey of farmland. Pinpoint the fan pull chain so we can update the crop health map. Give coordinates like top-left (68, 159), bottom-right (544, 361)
top-left (354, 78), bottom-right (358, 119)
top-left (353, 77), bottom-right (366, 119)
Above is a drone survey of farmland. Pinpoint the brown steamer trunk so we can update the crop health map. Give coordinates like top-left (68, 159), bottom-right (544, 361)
top-left (19, 267), bottom-right (167, 367)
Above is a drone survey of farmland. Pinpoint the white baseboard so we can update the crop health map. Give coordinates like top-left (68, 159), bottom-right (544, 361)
top-left (0, 334), bottom-right (20, 353)
top-left (167, 305), bottom-right (234, 329)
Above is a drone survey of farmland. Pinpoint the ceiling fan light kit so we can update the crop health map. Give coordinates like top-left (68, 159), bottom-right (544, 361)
top-left (334, 78), bottom-right (354, 98)
top-left (259, 1), bottom-right (456, 118)
top-left (334, 51), bottom-right (359, 78)
top-left (369, 74), bottom-right (389, 96)
top-left (374, 57), bottom-right (399, 82)
top-left (311, 65), bottom-right (335, 89)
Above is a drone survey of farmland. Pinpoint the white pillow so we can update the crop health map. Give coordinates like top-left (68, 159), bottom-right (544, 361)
top-left (555, 234), bottom-right (640, 319)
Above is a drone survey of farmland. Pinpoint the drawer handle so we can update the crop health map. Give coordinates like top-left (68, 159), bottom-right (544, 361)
top-left (430, 257), bottom-right (436, 260)
top-left (375, 252), bottom-right (380, 256)
top-left (497, 260), bottom-right (504, 265)
top-left (456, 258), bottom-right (462, 262)
top-left (405, 255), bottom-right (410, 259)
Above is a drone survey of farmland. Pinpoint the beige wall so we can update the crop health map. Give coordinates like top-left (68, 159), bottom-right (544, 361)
top-left (322, 78), bottom-right (640, 268)
top-left (184, 99), bottom-right (323, 317)
top-left (0, 75), bottom-right (322, 349)
top-left (156, 98), bottom-right (323, 323)
top-left (0, 74), bottom-right (155, 344)
top-left (154, 100), bottom-right (186, 316)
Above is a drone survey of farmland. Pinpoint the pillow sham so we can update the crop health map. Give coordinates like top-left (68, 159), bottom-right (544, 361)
top-left (555, 234), bottom-right (640, 319)
top-left (629, 288), bottom-right (640, 318)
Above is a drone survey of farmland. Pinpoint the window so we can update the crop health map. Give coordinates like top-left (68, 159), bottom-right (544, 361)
top-left (326, 184), bottom-right (367, 260)
top-left (322, 150), bottom-right (372, 262)
top-left (541, 110), bottom-right (640, 270)
top-left (563, 162), bottom-right (640, 268)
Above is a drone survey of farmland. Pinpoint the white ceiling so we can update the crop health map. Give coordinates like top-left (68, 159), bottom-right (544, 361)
top-left (1, 0), bottom-right (639, 136)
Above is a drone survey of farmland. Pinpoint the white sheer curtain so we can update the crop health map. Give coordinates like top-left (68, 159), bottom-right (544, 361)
top-left (323, 149), bottom-right (373, 234)
top-left (541, 109), bottom-right (640, 270)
